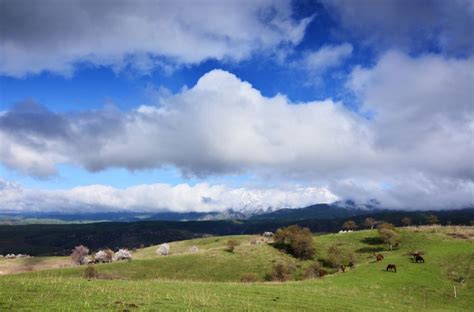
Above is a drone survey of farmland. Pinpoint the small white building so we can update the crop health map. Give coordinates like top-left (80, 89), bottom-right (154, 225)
top-left (262, 231), bottom-right (274, 237)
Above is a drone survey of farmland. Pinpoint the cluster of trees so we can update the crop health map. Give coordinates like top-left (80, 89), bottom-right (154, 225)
top-left (341, 214), bottom-right (441, 233)
top-left (71, 245), bottom-right (132, 265)
top-left (274, 225), bottom-right (315, 260)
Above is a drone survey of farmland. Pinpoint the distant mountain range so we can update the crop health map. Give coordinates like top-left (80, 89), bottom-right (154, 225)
top-left (1, 201), bottom-right (473, 225)
top-left (0, 201), bottom-right (375, 224)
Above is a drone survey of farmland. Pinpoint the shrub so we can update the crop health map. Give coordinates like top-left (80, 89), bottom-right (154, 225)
top-left (71, 245), bottom-right (89, 265)
top-left (226, 240), bottom-right (240, 252)
top-left (303, 261), bottom-right (321, 279)
top-left (342, 220), bottom-right (358, 231)
top-left (377, 226), bottom-right (400, 251)
top-left (267, 262), bottom-right (293, 282)
top-left (274, 225), bottom-right (314, 260)
top-left (83, 265), bottom-right (98, 279)
top-left (327, 244), bottom-right (342, 268)
top-left (240, 273), bottom-right (259, 283)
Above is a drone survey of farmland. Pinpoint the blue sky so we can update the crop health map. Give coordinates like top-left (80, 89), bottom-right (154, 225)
top-left (0, 0), bottom-right (473, 213)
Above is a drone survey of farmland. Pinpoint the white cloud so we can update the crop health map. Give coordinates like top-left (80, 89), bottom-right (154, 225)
top-left (0, 0), bottom-right (312, 77)
top-left (300, 43), bottom-right (353, 72)
top-left (322, 0), bottom-right (474, 55)
top-left (348, 51), bottom-right (474, 180)
top-left (0, 179), bottom-right (337, 213)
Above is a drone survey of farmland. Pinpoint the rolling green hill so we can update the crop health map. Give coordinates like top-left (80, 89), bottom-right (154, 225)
top-left (0, 226), bottom-right (473, 311)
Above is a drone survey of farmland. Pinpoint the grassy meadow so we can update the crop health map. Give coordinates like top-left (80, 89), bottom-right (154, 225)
top-left (0, 226), bottom-right (472, 311)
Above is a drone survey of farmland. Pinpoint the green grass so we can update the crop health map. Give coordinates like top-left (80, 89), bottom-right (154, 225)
top-left (0, 227), bottom-right (473, 311)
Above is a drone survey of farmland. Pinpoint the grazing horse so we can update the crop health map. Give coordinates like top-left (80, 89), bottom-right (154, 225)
top-left (410, 252), bottom-right (425, 263)
top-left (318, 269), bottom-right (327, 278)
top-left (374, 253), bottom-right (384, 262)
top-left (415, 255), bottom-right (425, 263)
top-left (386, 264), bottom-right (397, 272)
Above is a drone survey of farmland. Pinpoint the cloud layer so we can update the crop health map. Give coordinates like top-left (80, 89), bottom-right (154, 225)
top-left (0, 179), bottom-right (337, 213)
top-left (0, 0), bottom-right (311, 77)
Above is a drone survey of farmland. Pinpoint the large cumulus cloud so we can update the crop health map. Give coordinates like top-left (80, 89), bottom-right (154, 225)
top-left (0, 69), bottom-right (374, 178)
top-left (0, 0), bottom-right (311, 77)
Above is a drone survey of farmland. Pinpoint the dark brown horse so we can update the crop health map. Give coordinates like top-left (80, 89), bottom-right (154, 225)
top-left (415, 255), bottom-right (425, 263)
top-left (386, 264), bottom-right (397, 272)
top-left (374, 253), bottom-right (384, 262)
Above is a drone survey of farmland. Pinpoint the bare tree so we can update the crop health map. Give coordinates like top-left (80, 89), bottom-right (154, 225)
top-left (426, 214), bottom-right (439, 225)
top-left (363, 217), bottom-right (377, 229)
top-left (401, 217), bottom-right (412, 227)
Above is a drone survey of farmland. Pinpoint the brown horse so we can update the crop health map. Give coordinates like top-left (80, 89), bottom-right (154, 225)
top-left (386, 264), bottom-right (397, 272)
top-left (318, 269), bottom-right (327, 278)
top-left (340, 265), bottom-right (346, 273)
top-left (374, 252), bottom-right (384, 262)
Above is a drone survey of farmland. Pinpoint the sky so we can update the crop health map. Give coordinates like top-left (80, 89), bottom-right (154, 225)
top-left (0, 0), bottom-right (473, 213)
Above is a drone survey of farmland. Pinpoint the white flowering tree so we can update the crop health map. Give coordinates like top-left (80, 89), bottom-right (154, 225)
top-left (71, 245), bottom-right (89, 265)
top-left (156, 243), bottom-right (170, 256)
top-left (114, 249), bottom-right (132, 261)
